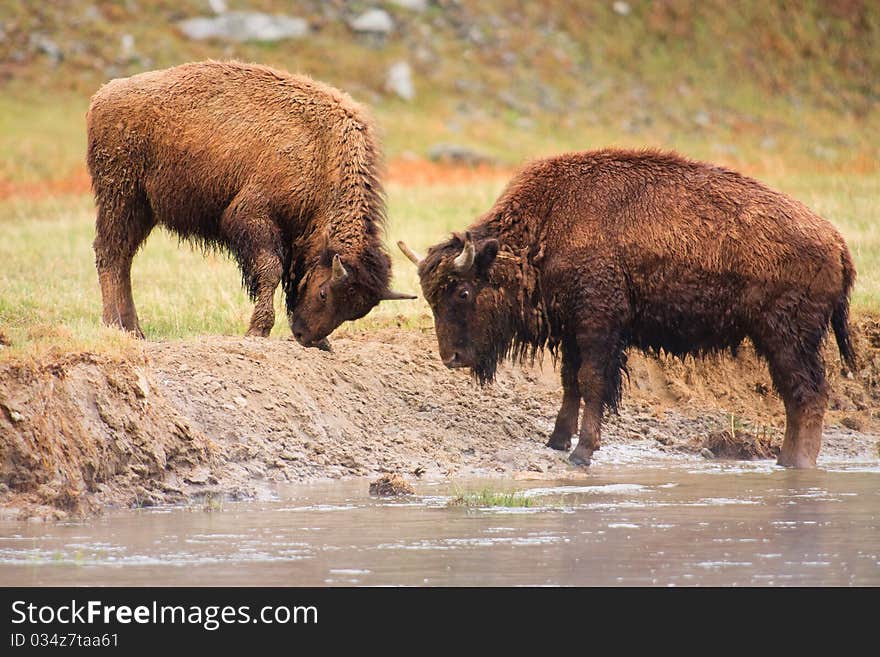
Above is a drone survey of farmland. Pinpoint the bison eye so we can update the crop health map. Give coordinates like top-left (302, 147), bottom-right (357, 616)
top-left (319, 289), bottom-right (327, 302)
top-left (459, 289), bottom-right (470, 301)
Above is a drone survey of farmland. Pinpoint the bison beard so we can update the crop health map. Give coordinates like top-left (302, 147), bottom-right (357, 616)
top-left (405, 149), bottom-right (857, 469)
top-left (470, 289), bottom-right (516, 386)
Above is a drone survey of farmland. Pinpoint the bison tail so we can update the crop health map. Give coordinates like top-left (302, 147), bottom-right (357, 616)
top-left (831, 249), bottom-right (857, 372)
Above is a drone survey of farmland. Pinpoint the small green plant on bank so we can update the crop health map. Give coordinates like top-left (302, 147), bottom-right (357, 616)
top-left (447, 488), bottom-right (535, 508)
top-left (201, 492), bottom-right (223, 513)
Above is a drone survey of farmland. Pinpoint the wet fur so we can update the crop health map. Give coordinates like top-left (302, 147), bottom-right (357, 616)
top-left (418, 149), bottom-right (857, 467)
top-left (87, 60), bottom-right (391, 337)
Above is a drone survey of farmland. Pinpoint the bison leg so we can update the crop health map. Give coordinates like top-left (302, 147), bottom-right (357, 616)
top-left (568, 330), bottom-right (623, 467)
top-left (568, 362), bottom-right (604, 467)
top-left (770, 352), bottom-right (826, 469)
top-left (547, 337), bottom-right (581, 450)
top-left (93, 191), bottom-right (154, 338)
top-left (245, 252), bottom-right (283, 338)
top-left (220, 194), bottom-right (283, 338)
top-left (777, 398), bottom-right (826, 469)
top-left (755, 319), bottom-right (828, 468)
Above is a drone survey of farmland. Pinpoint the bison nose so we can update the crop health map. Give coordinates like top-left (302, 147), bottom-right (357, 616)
top-left (443, 352), bottom-right (461, 368)
top-left (292, 328), bottom-right (308, 346)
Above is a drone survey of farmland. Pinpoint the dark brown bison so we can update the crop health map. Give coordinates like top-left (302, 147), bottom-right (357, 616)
top-left (400, 149), bottom-right (856, 469)
top-left (87, 60), bottom-right (413, 345)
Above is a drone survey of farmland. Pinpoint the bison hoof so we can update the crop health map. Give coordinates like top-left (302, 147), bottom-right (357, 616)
top-left (546, 433), bottom-right (572, 451)
top-left (568, 446), bottom-right (593, 467)
top-left (315, 338), bottom-right (332, 352)
top-left (245, 328), bottom-right (271, 338)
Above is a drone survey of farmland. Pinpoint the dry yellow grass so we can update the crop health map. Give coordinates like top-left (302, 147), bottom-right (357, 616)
top-left (0, 2), bottom-right (876, 356)
top-left (0, 168), bottom-right (876, 358)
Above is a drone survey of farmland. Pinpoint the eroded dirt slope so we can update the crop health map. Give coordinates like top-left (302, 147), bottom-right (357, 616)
top-left (1, 324), bottom-right (878, 518)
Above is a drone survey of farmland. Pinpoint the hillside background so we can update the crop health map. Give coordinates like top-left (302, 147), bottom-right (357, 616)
top-left (1, 0), bottom-right (878, 190)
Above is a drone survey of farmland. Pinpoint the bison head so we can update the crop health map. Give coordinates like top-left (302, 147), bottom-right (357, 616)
top-left (400, 231), bottom-right (506, 383)
top-left (288, 249), bottom-right (414, 349)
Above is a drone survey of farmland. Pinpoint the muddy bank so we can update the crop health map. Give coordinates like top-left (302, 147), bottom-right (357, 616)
top-left (1, 322), bottom-right (878, 518)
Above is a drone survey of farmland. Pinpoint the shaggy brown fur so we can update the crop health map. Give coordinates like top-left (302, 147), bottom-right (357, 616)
top-left (87, 60), bottom-right (411, 345)
top-left (405, 149), bottom-right (856, 469)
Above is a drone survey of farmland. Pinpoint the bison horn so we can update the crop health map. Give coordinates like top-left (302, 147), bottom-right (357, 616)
top-left (453, 232), bottom-right (475, 272)
top-left (380, 289), bottom-right (418, 301)
top-left (331, 253), bottom-right (349, 283)
top-left (397, 241), bottom-right (423, 266)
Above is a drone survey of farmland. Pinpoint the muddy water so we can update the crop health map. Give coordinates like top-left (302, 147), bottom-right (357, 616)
top-left (2, 450), bottom-right (878, 586)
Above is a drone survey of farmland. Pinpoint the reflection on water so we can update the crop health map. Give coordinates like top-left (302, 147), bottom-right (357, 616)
top-left (1, 457), bottom-right (878, 586)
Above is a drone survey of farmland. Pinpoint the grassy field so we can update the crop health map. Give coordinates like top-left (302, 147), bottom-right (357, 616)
top-left (0, 2), bottom-right (877, 357)
top-left (0, 181), bottom-right (500, 356)
top-left (0, 168), bottom-right (877, 359)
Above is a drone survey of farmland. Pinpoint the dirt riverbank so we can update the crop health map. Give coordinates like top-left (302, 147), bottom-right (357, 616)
top-left (1, 321), bottom-right (878, 519)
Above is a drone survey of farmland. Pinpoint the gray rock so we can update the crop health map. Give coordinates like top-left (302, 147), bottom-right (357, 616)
top-left (613, 1), bottom-right (631, 16)
top-left (454, 78), bottom-right (485, 94)
top-left (83, 6), bottom-right (102, 22)
top-left (536, 84), bottom-right (561, 111)
top-left (120, 33), bottom-right (135, 58)
top-left (413, 45), bottom-right (437, 64)
top-left (177, 12), bottom-right (309, 42)
top-left (760, 135), bottom-right (777, 151)
top-left (498, 89), bottom-right (530, 114)
top-left (349, 8), bottom-right (394, 34)
top-left (389, 0), bottom-right (428, 10)
top-left (813, 144), bottom-right (839, 161)
top-left (208, 0), bottom-right (227, 13)
top-left (700, 448), bottom-right (715, 460)
top-left (385, 61), bottom-right (415, 100)
top-left (693, 110), bottom-right (710, 127)
top-left (30, 34), bottom-right (62, 64)
top-left (466, 26), bottom-right (485, 45)
top-left (713, 142), bottom-right (738, 156)
top-left (427, 143), bottom-right (494, 166)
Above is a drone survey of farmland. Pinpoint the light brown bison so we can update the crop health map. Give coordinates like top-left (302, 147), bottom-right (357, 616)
top-left (87, 60), bottom-right (413, 345)
top-left (400, 149), bottom-right (857, 469)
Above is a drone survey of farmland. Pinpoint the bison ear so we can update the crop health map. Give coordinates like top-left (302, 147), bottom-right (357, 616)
top-left (475, 239), bottom-right (499, 276)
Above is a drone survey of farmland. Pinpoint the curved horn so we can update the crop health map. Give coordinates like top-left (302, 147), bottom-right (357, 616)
top-left (397, 241), bottom-right (423, 266)
top-left (453, 232), bottom-right (475, 272)
top-left (331, 253), bottom-right (349, 283)
top-left (380, 289), bottom-right (418, 301)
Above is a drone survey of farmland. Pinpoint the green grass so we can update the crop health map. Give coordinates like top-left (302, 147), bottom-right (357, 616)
top-left (0, 2), bottom-right (878, 356)
top-left (0, 93), bottom-right (89, 186)
top-left (0, 181), bottom-right (503, 355)
top-left (0, 170), bottom-right (877, 358)
top-left (446, 488), bottom-right (535, 508)
top-left (759, 173), bottom-right (880, 311)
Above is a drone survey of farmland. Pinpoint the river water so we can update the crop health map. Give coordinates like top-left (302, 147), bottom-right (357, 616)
top-left (2, 448), bottom-right (878, 586)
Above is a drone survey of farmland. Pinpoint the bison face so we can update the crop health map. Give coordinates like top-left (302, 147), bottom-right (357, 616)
top-left (289, 252), bottom-right (415, 349)
top-left (400, 232), bottom-right (502, 383)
